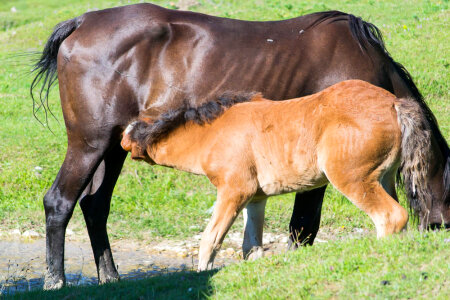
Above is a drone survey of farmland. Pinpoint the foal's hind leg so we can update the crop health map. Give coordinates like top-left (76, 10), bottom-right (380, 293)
top-left (242, 197), bottom-right (267, 260)
top-left (79, 143), bottom-right (127, 284)
top-left (328, 176), bottom-right (408, 237)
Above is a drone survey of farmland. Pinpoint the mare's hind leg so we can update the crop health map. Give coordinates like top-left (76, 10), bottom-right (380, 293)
top-left (44, 141), bottom-right (112, 289)
top-left (242, 197), bottom-right (267, 260)
top-left (79, 143), bottom-right (127, 284)
top-left (381, 169), bottom-right (399, 202)
top-left (288, 187), bottom-right (326, 249)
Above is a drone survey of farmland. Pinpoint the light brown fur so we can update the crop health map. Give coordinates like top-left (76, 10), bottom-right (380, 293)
top-left (121, 80), bottom-right (416, 270)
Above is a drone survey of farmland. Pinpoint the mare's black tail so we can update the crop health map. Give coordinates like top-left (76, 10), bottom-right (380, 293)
top-left (30, 17), bottom-right (80, 124)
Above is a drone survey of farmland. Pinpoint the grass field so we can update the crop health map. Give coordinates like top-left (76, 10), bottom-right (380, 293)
top-left (0, 0), bottom-right (449, 298)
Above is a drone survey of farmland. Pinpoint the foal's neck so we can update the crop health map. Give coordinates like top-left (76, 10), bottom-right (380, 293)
top-left (148, 122), bottom-right (209, 175)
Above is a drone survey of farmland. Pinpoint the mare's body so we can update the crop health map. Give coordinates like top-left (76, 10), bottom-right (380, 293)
top-left (31, 3), bottom-right (449, 288)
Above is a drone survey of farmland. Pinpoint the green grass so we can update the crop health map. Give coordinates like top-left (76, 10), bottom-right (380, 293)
top-left (0, 0), bottom-right (449, 298)
top-left (10, 231), bottom-right (450, 299)
top-left (211, 231), bottom-right (450, 299)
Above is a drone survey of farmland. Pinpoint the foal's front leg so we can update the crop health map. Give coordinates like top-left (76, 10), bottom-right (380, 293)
top-left (198, 189), bottom-right (253, 271)
top-left (243, 197), bottom-right (267, 260)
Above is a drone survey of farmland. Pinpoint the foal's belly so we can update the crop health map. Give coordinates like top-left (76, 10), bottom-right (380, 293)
top-left (256, 165), bottom-right (328, 196)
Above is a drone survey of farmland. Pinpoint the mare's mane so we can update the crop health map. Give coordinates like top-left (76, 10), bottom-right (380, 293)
top-left (129, 92), bottom-right (258, 150)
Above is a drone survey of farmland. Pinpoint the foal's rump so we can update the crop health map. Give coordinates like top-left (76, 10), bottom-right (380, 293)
top-left (317, 85), bottom-right (401, 182)
top-left (316, 95), bottom-right (404, 234)
top-left (316, 89), bottom-right (434, 236)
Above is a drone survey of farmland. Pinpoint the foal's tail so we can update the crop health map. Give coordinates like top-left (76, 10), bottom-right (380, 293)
top-left (395, 99), bottom-right (433, 220)
top-left (30, 17), bottom-right (81, 125)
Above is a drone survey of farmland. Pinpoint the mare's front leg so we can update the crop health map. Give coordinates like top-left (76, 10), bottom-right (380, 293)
top-left (79, 143), bottom-right (127, 284)
top-left (198, 188), bottom-right (255, 271)
top-left (242, 197), bottom-right (267, 260)
top-left (288, 187), bottom-right (326, 249)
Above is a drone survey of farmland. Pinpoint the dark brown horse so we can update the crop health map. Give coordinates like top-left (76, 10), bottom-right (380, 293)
top-left (31, 3), bottom-right (449, 289)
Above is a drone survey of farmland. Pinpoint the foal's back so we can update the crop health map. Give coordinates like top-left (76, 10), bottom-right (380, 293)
top-left (200, 80), bottom-right (401, 196)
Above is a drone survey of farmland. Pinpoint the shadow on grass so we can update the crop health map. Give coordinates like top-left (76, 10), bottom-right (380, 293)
top-left (8, 269), bottom-right (219, 300)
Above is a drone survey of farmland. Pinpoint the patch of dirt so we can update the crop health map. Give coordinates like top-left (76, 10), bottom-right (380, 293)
top-left (0, 227), bottom-right (371, 295)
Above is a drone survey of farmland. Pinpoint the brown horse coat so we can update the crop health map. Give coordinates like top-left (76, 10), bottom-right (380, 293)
top-left (122, 80), bottom-right (434, 270)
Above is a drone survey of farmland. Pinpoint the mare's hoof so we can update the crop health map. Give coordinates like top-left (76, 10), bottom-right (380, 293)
top-left (287, 238), bottom-right (299, 251)
top-left (99, 270), bottom-right (120, 285)
top-left (43, 272), bottom-right (65, 290)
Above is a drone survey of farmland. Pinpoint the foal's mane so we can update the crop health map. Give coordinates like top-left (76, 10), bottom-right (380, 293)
top-left (129, 92), bottom-right (257, 149)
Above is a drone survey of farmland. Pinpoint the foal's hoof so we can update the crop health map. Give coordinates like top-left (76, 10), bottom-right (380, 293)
top-left (43, 272), bottom-right (65, 290)
top-left (197, 261), bottom-right (214, 272)
top-left (244, 246), bottom-right (264, 261)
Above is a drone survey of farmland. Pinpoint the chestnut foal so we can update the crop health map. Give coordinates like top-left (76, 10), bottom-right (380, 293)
top-left (122, 80), bottom-right (433, 271)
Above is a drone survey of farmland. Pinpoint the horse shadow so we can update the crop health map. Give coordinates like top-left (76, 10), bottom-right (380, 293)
top-left (3, 269), bottom-right (219, 299)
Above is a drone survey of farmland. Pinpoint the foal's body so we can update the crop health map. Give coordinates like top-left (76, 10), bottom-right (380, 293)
top-left (152, 84), bottom-right (399, 197)
top-left (141, 81), bottom-right (400, 196)
top-left (123, 80), bottom-right (421, 270)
